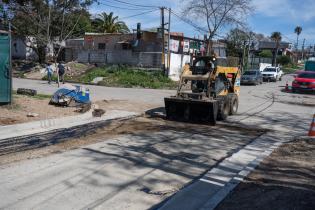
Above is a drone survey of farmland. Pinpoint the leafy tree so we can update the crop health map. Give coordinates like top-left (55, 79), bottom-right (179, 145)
top-left (277, 55), bottom-right (291, 66)
top-left (182, 0), bottom-right (253, 54)
top-left (271, 31), bottom-right (282, 66)
top-left (226, 28), bottom-right (248, 56)
top-left (69, 9), bottom-right (93, 37)
top-left (6, 0), bottom-right (94, 63)
top-left (294, 26), bottom-right (302, 49)
top-left (92, 12), bottom-right (129, 34)
top-left (259, 50), bottom-right (273, 58)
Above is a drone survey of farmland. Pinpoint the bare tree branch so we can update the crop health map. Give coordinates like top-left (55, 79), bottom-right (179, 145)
top-left (182, 0), bottom-right (254, 53)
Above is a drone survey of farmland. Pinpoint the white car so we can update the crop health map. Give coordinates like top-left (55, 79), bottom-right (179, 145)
top-left (262, 67), bottom-right (283, 82)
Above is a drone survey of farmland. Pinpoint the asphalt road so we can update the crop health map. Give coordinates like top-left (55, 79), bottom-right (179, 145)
top-left (2, 76), bottom-right (314, 209)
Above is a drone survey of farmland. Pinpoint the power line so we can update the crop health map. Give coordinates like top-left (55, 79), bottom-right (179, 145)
top-left (107, 0), bottom-right (160, 8)
top-left (120, 9), bottom-right (159, 20)
top-left (281, 34), bottom-right (295, 43)
top-left (169, 9), bottom-right (208, 33)
top-left (98, 2), bottom-right (154, 11)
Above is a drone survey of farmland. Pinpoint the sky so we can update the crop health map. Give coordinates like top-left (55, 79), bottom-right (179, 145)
top-left (89, 0), bottom-right (315, 48)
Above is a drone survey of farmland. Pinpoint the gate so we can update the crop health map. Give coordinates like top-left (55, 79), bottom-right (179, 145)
top-left (0, 31), bottom-right (11, 104)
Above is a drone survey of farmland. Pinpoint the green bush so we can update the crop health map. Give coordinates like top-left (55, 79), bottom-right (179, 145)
top-left (42, 74), bottom-right (58, 82)
top-left (277, 55), bottom-right (291, 66)
top-left (79, 65), bottom-right (177, 89)
top-left (259, 50), bottom-right (273, 58)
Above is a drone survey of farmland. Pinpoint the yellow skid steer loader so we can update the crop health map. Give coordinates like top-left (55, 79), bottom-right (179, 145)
top-left (164, 56), bottom-right (241, 125)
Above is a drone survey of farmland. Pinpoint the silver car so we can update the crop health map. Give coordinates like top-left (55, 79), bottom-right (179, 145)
top-left (241, 70), bottom-right (263, 85)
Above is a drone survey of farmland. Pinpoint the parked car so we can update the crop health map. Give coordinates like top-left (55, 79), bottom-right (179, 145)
top-left (241, 70), bottom-right (263, 85)
top-left (292, 71), bottom-right (315, 93)
top-left (262, 67), bottom-right (283, 82)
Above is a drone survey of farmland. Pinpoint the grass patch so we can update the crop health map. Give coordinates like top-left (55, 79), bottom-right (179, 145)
top-left (42, 74), bottom-right (59, 82)
top-left (282, 63), bottom-right (302, 74)
top-left (71, 63), bottom-right (87, 69)
top-left (76, 65), bottom-right (178, 89)
top-left (13, 90), bottom-right (51, 100)
top-left (32, 94), bottom-right (52, 100)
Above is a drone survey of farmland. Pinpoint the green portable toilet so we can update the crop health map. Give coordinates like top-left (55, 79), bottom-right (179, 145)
top-left (0, 30), bottom-right (11, 104)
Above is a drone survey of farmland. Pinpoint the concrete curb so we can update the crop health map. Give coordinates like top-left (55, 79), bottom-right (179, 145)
top-left (158, 132), bottom-right (286, 210)
top-left (0, 110), bottom-right (140, 141)
top-left (199, 141), bottom-right (282, 210)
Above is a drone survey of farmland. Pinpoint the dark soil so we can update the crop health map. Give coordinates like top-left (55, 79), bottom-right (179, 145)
top-left (216, 139), bottom-right (315, 210)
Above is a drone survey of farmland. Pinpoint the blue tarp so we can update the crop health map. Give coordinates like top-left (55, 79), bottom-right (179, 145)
top-left (51, 85), bottom-right (90, 106)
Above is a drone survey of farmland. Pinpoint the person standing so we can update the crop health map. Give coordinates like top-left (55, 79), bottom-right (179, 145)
top-left (45, 62), bottom-right (53, 84)
top-left (57, 62), bottom-right (66, 84)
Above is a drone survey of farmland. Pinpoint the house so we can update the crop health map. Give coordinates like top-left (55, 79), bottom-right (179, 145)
top-left (11, 35), bottom-right (67, 61)
top-left (63, 38), bottom-right (84, 62)
top-left (73, 32), bottom-right (163, 67)
top-left (65, 30), bottom-right (227, 80)
top-left (257, 41), bottom-right (292, 56)
top-left (11, 36), bottom-right (38, 60)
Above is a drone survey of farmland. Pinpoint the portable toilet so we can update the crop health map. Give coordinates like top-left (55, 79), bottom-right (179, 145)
top-left (0, 30), bottom-right (11, 104)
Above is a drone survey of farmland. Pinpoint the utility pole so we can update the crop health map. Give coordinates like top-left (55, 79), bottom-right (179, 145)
top-left (167, 8), bottom-right (171, 75)
top-left (247, 32), bottom-right (253, 70)
top-left (241, 41), bottom-right (246, 72)
top-left (301, 38), bottom-right (306, 61)
top-left (160, 7), bottom-right (165, 74)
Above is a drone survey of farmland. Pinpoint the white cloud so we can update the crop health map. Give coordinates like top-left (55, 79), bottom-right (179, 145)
top-left (252, 0), bottom-right (315, 22)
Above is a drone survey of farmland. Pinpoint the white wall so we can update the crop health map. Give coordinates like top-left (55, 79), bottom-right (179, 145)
top-left (12, 37), bottom-right (38, 60)
top-left (168, 53), bottom-right (191, 81)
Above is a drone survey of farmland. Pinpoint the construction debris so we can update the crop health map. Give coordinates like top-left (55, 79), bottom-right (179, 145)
top-left (92, 109), bottom-right (106, 117)
top-left (17, 88), bottom-right (37, 96)
top-left (76, 103), bottom-right (91, 113)
top-left (50, 84), bottom-right (90, 106)
top-left (26, 112), bottom-right (39, 117)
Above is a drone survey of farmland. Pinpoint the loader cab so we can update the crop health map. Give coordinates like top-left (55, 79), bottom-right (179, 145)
top-left (190, 56), bottom-right (217, 94)
top-left (191, 56), bottom-right (217, 75)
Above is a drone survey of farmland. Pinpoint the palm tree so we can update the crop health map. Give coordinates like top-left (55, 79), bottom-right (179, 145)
top-left (294, 26), bottom-right (302, 49)
top-left (271, 32), bottom-right (282, 66)
top-left (93, 12), bottom-right (130, 34)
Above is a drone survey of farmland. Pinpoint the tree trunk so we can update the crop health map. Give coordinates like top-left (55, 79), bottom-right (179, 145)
top-left (37, 46), bottom-right (46, 64)
top-left (207, 38), bottom-right (213, 56)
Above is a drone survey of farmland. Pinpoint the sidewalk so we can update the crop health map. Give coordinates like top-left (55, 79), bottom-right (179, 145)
top-left (0, 110), bottom-right (139, 141)
top-left (158, 132), bottom-right (291, 210)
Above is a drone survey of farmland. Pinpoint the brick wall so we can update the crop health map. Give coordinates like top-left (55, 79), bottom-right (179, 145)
top-left (76, 50), bottom-right (162, 68)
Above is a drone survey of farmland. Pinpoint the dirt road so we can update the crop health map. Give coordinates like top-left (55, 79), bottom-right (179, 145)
top-left (0, 75), bottom-right (313, 209)
top-left (0, 117), bottom-right (263, 210)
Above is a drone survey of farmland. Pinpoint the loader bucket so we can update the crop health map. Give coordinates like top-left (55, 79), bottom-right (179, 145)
top-left (164, 97), bottom-right (218, 125)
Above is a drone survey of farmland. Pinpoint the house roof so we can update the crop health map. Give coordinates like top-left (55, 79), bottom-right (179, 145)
top-left (258, 41), bottom-right (291, 49)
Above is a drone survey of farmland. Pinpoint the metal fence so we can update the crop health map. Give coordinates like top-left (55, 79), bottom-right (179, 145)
top-left (248, 57), bottom-right (273, 69)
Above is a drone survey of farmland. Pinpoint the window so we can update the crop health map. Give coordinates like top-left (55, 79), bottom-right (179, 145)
top-left (98, 43), bottom-right (106, 50)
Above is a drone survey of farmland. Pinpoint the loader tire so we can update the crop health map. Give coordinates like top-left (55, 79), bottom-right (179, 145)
top-left (228, 94), bottom-right (239, 115)
top-left (217, 97), bottom-right (230, 121)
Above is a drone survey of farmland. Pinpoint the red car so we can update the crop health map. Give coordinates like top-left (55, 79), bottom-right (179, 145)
top-left (292, 71), bottom-right (315, 93)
